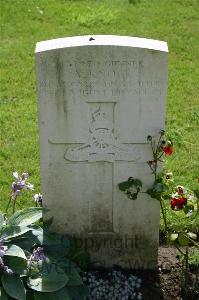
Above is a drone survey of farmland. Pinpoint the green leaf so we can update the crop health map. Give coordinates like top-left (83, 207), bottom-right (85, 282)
top-left (45, 244), bottom-right (69, 258)
top-left (187, 232), bottom-right (197, 240)
top-left (154, 183), bottom-right (167, 193)
top-left (156, 176), bottom-right (163, 184)
top-left (4, 244), bottom-right (26, 260)
top-left (170, 233), bottom-right (178, 242)
top-left (43, 217), bottom-right (54, 229)
top-left (193, 189), bottom-right (199, 199)
top-left (1, 226), bottom-right (31, 240)
top-left (1, 274), bottom-right (26, 300)
top-left (129, 193), bottom-right (138, 200)
top-left (30, 227), bottom-right (45, 245)
top-left (67, 286), bottom-right (89, 299)
top-left (186, 211), bottom-right (194, 217)
top-left (133, 179), bottom-right (142, 187)
top-left (118, 180), bottom-right (132, 191)
top-left (147, 189), bottom-right (160, 200)
top-left (26, 291), bottom-right (35, 300)
top-left (31, 227), bottom-right (66, 246)
top-left (13, 234), bottom-right (37, 252)
top-left (0, 211), bottom-right (4, 230)
top-left (28, 227), bottom-right (70, 257)
top-left (3, 256), bottom-right (27, 275)
top-left (8, 207), bottom-right (48, 227)
top-left (183, 204), bottom-right (194, 215)
top-left (67, 269), bottom-right (83, 286)
top-left (54, 258), bottom-right (77, 274)
top-left (34, 288), bottom-right (71, 300)
top-left (178, 233), bottom-right (189, 246)
top-left (0, 287), bottom-right (9, 300)
top-left (27, 262), bottom-right (69, 292)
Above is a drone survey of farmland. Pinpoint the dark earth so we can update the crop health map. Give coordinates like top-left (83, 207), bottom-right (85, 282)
top-left (84, 246), bottom-right (198, 300)
top-left (149, 246), bottom-right (198, 299)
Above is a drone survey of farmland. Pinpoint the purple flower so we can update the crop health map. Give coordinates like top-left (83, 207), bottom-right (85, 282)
top-left (32, 247), bottom-right (47, 261)
top-left (28, 247), bottom-right (47, 267)
top-left (11, 171), bottom-right (34, 199)
top-left (0, 239), bottom-right (4, 246)
top-left (12, 182), bottom-right (25, 194)
top-left (0, 255), bottom-right (13, 276)
top-left (3, 266), bottom-right (13, 275)
top-left (0, 247), bottom-right (6, 257)
top-left (34, 193), bottom-right (43, 206)
top-left (0, 240), bottom-right (7, 257)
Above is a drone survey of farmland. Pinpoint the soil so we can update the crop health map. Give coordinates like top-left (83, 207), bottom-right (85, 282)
top-left (86, 246), bottom-right (199, 300)
top-left (156, 246), bottom-right (198, 300)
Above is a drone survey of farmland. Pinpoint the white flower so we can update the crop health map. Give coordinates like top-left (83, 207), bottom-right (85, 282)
top-left (34, 193), bottom-right (43, 206)
top-left (25, 183), bottom-right (34, 190)
top-left (13, 171), bottom-right (19, 180)
top-left (21, 173), bottom-right (29, 180)
top-left (165, 172), bottom-right (173, 180)
top-left (172, 193), bottom-right (181, 199)
top-left (188, 195), bottom-right (195, 201)
top-left (176, 185), bottom-right (186, 195)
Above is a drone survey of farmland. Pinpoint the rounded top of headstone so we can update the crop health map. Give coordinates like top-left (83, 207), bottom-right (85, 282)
top-left (35, 35), bottom-right (168, 53)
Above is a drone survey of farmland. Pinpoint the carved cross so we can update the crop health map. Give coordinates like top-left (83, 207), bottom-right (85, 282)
top-left (49, 101), bottom-right (140, 233)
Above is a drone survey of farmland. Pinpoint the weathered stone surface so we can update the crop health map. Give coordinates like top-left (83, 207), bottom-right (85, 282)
top-left (36, 35), bottom-right (168, 269)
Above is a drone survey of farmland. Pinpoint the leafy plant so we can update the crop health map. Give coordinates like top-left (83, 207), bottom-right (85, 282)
top-left (0, 208), bottom-right (89, 299)
top-left (147, 132), bottom-right (198, 293)
top-left (118, 130), bottom-right (199, 294)
top-left (118, 177), bottom-right (142, 200)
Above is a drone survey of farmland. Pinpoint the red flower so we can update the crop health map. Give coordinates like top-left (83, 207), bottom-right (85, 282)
top-left (162, 145), bottom-right (173, 156)
top-left (170, 197), bottom-right (187, 210)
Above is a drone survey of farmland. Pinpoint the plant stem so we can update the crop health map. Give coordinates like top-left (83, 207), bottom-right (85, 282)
top-left (175, 245), bottom-right (185, 256)
top-left (157, 152), bottom-right (164, 160)
top-left (182, 233), bottom-right (199, 248)
top-left (176, 245), bottom-right (189, 293)
top-left (5, 196), bottom-right (12, 214)
top-left (184, 246), bottom-right (189, 291)
top-left (156, 132), bottom-right (163, 150)
top-left (160, 197), bottom-right (168, 232)
top-left (150, 139), bottom-right (155, 156)
top-left (12, 198), bottom-right (16, 214)
top-left (195, 198), bottom-right (199, 218)
top-left (154, 162), bottom-right (157, 182)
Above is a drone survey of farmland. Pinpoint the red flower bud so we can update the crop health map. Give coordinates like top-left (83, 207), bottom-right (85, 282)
top-left (147, 160), bottom-right (157, 166)
top-left (175, 185), bottom-right (186, 195)
top-left (177, 188), bottom-right (183, 195)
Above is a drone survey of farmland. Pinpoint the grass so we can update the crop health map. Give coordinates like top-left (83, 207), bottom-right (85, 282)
top-left (0, 0), bottom-right (199, 231)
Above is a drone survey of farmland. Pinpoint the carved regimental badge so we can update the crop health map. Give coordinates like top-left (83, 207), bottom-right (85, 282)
top-left (65, 107), bottom-right (140, 162)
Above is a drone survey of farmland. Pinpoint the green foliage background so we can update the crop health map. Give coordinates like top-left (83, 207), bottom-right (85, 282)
top-left (0, 0), bottom-right (199, 229)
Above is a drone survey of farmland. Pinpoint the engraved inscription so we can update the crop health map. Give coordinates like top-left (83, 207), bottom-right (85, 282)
top-left (66, 59), bottom-right (162, 97)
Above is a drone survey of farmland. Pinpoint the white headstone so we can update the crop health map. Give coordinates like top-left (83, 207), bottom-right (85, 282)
top-left (36, 35), bottom-right (168, 269)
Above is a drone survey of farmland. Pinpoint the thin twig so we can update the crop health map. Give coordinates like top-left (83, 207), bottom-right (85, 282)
top-left (5, 196), bottom-right (12, 214)
top-left (175, 245), bottom-right (185, 256)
